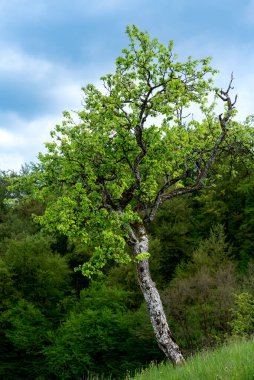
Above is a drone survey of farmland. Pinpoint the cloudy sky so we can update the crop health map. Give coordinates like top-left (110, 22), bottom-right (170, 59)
top-left (0, 0), bottom-right (254, 171)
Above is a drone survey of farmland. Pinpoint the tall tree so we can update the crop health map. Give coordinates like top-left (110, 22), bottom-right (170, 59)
top-left (30, 26), bottom-right (239, 364)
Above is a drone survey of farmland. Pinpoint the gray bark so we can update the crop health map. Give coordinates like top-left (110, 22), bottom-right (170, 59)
top-left (130, 223), bottom-right (185, 365)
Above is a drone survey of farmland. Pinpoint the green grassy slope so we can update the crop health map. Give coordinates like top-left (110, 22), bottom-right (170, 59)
top-left (131, 338), bottom-right (254, 380)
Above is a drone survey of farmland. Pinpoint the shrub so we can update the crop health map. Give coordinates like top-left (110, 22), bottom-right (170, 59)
top-left (229, 292), bottom-right (254, 337)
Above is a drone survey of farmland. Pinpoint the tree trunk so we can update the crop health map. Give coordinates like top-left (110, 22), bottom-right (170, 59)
top-left (131, 223), bottom-right (185, 365)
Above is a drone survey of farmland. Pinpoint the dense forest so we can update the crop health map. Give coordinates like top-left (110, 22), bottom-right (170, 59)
top-left (1, 26), bottom-right (254, 379)
top-left (1, 157), bottom-right (254, 379)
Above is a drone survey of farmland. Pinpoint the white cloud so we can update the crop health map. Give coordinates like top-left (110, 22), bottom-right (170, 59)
top-left (0, 128), bottom-right (26, 149)
top-left (0, 46), bottom-right (52, 79)
top-left (0, 153), bottom-right (25, 172)
top-left (47, 82), bottom-right (83, 112)
top-left (0, 112), bottom-right (61, 171)
top-left (0, 43), bottom-right (77, 87)
top-left (0, 42), bottom-right (93, 171)
top-left (0, 42), bottom-right (98, 111)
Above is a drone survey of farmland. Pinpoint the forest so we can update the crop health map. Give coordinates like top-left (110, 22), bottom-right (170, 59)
top-left (1, 26), bottom-right (254, 379)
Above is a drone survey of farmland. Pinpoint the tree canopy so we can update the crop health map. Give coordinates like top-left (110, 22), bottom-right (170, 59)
top-left (30, 25), bottom-right (245, 280)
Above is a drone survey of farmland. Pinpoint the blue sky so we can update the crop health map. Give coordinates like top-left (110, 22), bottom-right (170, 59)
top-left (0, 0), bottom-right (254, 171)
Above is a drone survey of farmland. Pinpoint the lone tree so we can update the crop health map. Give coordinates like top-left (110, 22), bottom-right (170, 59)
top-left (35, 26), bottom-right (238, 364)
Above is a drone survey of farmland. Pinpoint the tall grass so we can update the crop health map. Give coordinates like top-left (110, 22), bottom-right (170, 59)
top-left (130, 338), bottom-right (254, 380)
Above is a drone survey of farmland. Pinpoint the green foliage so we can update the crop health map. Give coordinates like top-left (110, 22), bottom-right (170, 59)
top-left (135, 252), bottom-right (150, 262)
top-left (190, 149), bottom-right (254, 269)
top-left (0, 259), bottom-right (15, 309)
top-left (239, 260), bottom-right (254, 294)
top-left (1, 299), bottom-right (50, 353)
top-left (162, 225), bottom-right (236, 348)
top-left (2, 233), bottom-right (71, 315)
top-left (0, 299), bottom-right (51, 380)
top-left (178, 224), bottom-right (231, 275)
top-left (0, 206), bottom-right (74, 378)
top-left (148, 196), bottom-right (199, 284)
top-left (45, 284), bottom-right (161, 379)
top-left (229, 292), bottom-right (254, 337)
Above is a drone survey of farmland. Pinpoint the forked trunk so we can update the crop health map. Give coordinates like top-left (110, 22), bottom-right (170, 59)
top-left (132, 224), bottom-right (185, 365)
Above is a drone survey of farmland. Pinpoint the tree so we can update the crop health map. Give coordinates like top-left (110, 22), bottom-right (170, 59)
top-left (30, 25), bottom-right (240, 364)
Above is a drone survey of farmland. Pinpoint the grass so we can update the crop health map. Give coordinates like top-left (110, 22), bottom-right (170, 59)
top-left (130, 338), bottom-right (254, 380)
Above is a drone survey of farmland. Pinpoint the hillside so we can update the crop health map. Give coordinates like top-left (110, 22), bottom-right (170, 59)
top-left (132, 338), bottom-right (254, 380)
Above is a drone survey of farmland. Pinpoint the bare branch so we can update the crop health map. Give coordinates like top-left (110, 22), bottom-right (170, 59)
top-left (144, 171), bottom-right (190, 222)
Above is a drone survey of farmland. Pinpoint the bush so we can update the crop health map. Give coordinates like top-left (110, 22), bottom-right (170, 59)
top-left (162, 225), bottom-right (236, 350)
top-left (0, 299), bottom-right (51, 380)
top-left (229, 292), bottom-right (254, 337)
top-left (45, 284), bottom-right (162, 379)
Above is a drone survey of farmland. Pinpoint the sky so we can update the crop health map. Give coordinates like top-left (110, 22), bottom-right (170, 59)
top-left (1, 0), bottom-right (254, 171)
